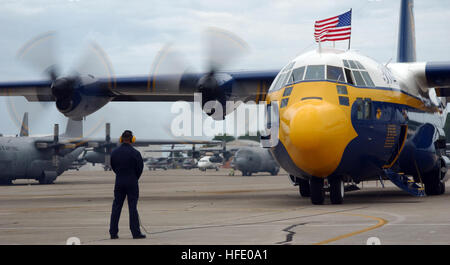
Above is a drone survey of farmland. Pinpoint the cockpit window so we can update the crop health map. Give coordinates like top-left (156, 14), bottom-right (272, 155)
top-left (349, 69), bottom-right (375, 88)
top-left (269, 62), bottom-right (295, 92)
top-left (344, 68), bottom-right (354, 85)
top-left (291, 66), bottom-right (305, 83)
top-left (348, 60), bottom-right (358, 69)
top-left (343, 60), bottom-right (350, 68)
top-left (343, 59), bottom-right (367, 70)
top-left (352, 70), bottom-right (366, 86)
top-left (304, 65), bottom-right (325, 80)
top-left (361, 71), bottom-right (375, 87)
top-left (355, 61), bottom-right (365, 70)
top-left (327, 65), bottom-right (345, 82)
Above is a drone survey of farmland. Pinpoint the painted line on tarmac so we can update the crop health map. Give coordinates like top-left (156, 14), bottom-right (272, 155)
top-left (313, 213), bottom-right (387, 245)
top-left (194, 188), bottom-right (289, 195)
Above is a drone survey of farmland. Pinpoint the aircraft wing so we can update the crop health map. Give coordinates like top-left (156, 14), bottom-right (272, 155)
top-left (390, 61), bottom-right (450, 98)
top-left (34, 137), bottom-right (221, 150)
top-left (0, 70), bottom-right (278, 103)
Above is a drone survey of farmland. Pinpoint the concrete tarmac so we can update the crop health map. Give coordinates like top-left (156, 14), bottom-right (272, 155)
top-left (1, 168), bottom-right (450, 245)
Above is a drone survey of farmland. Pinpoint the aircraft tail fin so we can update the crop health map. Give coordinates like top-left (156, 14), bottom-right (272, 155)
top-left (397, 0), bottom-right (416, 62)
top-left (63, 118), bottom-right (83, 138)
top-left (19, 112), bottom-right (29, 137)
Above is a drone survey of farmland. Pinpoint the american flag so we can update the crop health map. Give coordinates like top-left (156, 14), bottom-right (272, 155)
top-left (314, 10), bottom-right (352, 43)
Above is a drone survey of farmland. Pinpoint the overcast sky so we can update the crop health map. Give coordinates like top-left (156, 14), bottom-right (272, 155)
top-left (0, 0), bottom-right (449, 138)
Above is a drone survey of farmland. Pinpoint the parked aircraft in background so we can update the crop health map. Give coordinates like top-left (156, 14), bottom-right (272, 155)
top-left (232, 146), bottom-right (279, 176)
top-left (197, 156), bottom-right (221, 171)
top-left (0, 113), bottom-right (85, 184)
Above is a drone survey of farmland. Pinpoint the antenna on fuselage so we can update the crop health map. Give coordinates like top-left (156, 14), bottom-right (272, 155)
top-left (385, 58), bottom-right (393, 67)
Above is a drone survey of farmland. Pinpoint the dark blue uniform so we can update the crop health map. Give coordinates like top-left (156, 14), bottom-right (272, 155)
top-left (109, 143), bottom-right (144, 237)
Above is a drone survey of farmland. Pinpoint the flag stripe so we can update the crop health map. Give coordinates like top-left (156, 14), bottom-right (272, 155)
top-left (318, 36), bottom-right (351, 42)
top-left (314, 28), bottom-right (351, 36)
top-left (315, 20), bottom-right (338, 29)
top-left (315, 15), bottom-right (338, 25)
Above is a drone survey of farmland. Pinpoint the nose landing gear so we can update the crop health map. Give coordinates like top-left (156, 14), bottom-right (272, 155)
top-left (310, 177), bottom-right (325, 205)
top-left (292, 175), bottom-right (346, 204)
top-left (329, 177), bottom-right (344, 204)
top-left (308, 176), bottom-right (345, 205)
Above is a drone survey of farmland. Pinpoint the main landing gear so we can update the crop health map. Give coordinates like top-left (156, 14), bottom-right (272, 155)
top-left (423, 161), bottom-right (446, 196)
top-left (294, 175), bottom-right (345, 205)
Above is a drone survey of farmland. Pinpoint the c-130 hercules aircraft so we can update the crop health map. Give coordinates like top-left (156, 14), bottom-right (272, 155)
top-left (1, 0), bottom-right (449, 204)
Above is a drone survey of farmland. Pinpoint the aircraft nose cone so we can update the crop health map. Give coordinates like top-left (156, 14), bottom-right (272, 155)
top-left (287, 100), bottom-right (355, 177)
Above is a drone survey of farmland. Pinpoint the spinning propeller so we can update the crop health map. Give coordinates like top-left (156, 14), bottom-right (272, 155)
top-left (9, 32), bottom-right (114, 129)
top-left (151, 28), bottom-right (249, 120)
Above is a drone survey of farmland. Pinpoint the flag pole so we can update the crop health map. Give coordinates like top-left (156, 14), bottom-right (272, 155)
top-left (348, 8), bottom-right (352, 50)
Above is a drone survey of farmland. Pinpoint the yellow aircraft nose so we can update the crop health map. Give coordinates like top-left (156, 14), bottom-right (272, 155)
top-left (287, 99), bottom-right (356, 177)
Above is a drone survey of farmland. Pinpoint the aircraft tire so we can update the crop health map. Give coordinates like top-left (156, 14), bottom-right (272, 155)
top-left (270, 168), bottom-right (279, 176)
top-left (38, 178), bottom-right (54, 185)
top-left (310, 177), bottom-right (325, 205)
top-left (38, 173), bottom-right (55, 185)
top-left (424, 164), bottom-right (446, 195)
top-left (298, 178), bottom-right (310, 197)
top-left (329, 177), bottom-right (344, 204)
top-left (440, 182), bottom-right (446, 195)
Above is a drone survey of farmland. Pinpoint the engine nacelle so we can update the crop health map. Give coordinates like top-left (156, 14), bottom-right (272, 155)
top-left (84, 151), bottom-right (106, 164)
top-left (53, 75), bottom-right (112, 120)
top-left (197, 73), bottom-right (234, 120)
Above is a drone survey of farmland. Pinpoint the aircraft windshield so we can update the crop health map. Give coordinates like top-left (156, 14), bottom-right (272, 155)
top-left (304, 65), bottom-right (325, 80)
top-left (269, 60), bottom-right (374, 90)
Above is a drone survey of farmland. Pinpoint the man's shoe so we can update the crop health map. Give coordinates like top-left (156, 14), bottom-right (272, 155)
top-left (133, 233), bottom-right (146, 239)
top-left (110, 234), bottom-right (119, 239)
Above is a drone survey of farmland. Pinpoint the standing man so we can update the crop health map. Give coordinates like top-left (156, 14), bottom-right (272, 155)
top-left (109, 130), bottom-right (146, 239)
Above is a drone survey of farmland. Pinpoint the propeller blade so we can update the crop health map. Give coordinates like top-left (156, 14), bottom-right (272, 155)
top-left (149, 43), bottom-right (195, 92)
top-left (71, 42), bottom-right (115, 83)
top-left (17, 31), bottom-right (60, 81)
top-left (205, 27), bottom-right (249, 72)
top-left (16, 32), bottom-right (61, 110)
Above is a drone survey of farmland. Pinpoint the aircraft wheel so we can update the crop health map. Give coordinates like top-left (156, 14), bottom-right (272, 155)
top-left (38, 177), bottom-right (54, 185)
top-left (298, 178), bottom-right (310, 197)
top-left (310, 177), bottom-right (325, 205)
top-left (271, 168), bottom-right (279, 176)
top-left (440, 182), bottom-right (446, 194)
top-left (329, 177), bottom-right (344, 204)
top-left (424, 163), bottom-right (446, 195)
